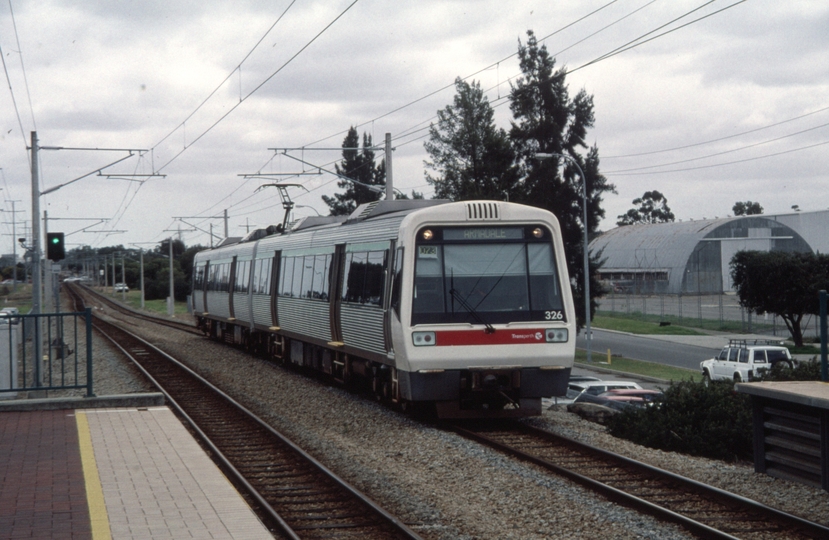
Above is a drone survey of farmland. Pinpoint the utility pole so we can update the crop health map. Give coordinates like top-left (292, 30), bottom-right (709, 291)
top-left (224, 209), bottom-right (229, 238)
top-left (385, 133), bottom-right (394, 201)
top-left (30, 132), bottom-right (42, 316)
top-left (7, 200), bottom-right (20, 290)
top-left (139, 249), bottom-right (144, 309)
top-left (168, 238), bottom-right (174, 317)
top-left (121, 255), bottom-right (126, 301)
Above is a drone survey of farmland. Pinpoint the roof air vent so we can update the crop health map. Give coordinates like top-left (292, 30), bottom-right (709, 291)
top-left (466, 202), bottom-right (500, 221)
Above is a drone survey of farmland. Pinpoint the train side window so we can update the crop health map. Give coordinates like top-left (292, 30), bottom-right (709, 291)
top-left (304, 254), bottom-right (331, 301)
top-left (279, 257), bottom-right (294, 297)
top-left (234, 260), bottom-right (250, 293)
top-left (343, 250), bottom-right (387, 306)
top-left (344, 252), bottom-right (368, 303)
top-left (365, 251), bottom-right (386, 306)
top-left (290, 256), bottom-right (305, 298)
top-left (252, 258), bottom-right (273, 295)
top-left (193, 265), bottom-right (205, 290)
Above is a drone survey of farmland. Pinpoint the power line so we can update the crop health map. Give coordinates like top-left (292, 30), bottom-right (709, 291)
top-left (607, 138), bottom-right (829, 176)
top-left (153, 0), bottom-right (360, 174)
top-left (150, 0), bottom-right (298, 152)
top-left (604, 120), bottom-right (829, 173)
top-left (8, 0), bottom-right (36, 132)
top-left (603, 105), bottom-right (829, 159)
top-left (0, 41), bottom-right (28, 156)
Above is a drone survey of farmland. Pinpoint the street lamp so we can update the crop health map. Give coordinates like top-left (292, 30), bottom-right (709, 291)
top-left (536, 152), bottom-right (592, 363)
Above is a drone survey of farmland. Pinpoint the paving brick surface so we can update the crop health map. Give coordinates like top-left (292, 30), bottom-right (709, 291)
top-left (0, 410), bottom-right (92, 540)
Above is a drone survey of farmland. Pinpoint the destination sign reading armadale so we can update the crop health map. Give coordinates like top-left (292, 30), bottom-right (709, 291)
top-left (443, 227), bottom-right (524, 241)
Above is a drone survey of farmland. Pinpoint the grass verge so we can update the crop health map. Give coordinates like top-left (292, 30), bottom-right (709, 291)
top-left (576, 349), bottom-right (700, 382)
top-left (104, 289), bottom-right (191, 317)
top-left (592, 314), bottom-right (705, 336)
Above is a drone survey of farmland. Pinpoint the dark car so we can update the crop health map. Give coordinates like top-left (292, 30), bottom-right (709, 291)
top-left (573, 388), bottom-right (663, 411)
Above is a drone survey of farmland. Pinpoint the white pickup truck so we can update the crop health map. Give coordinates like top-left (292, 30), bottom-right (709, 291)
top-left (700, 340), bottom-right (794, 383)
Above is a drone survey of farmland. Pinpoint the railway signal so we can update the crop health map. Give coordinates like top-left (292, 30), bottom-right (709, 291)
top-left (47, 232), bottom-right (65, 261)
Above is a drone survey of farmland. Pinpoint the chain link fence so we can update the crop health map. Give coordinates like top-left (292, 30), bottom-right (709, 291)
top-left (597, 293), bottom-right (821, 341)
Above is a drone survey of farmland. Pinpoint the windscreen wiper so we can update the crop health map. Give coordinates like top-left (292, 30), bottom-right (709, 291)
top-left (449, 287), bottom-right (495, 334)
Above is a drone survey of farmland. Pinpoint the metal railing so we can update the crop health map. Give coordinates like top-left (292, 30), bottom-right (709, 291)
top-left (0, 308), bottom-right (94, 398)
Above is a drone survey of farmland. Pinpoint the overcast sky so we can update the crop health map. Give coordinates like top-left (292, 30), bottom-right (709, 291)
top-left (0, 0), bottom-right (827, 254)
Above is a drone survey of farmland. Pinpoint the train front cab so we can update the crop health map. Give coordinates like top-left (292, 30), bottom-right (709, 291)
top-left (392, 210), bottom-right (575, 419)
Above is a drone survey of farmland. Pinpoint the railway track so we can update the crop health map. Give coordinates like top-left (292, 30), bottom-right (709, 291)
top-left (67, 282), bottom-right (201, 335)
top-left (449, 421), bottom-right (829, 540)
top-left (66, 286), bottom-right (422, 540)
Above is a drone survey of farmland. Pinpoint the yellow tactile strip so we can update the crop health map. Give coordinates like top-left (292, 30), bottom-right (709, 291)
top-left (76, 411), bottom-right (112, 540)
top-left (81, 407), bottom-right (273, 540)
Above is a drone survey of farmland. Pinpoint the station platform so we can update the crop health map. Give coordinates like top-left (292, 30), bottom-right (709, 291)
top-left (0, 395), bottom-right (274, 539)
top-left (736, 381), bottom-right (829, 492)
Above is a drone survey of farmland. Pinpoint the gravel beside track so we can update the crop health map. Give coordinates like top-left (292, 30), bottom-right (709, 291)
top-left (41, 301), bottom-right (829, 539)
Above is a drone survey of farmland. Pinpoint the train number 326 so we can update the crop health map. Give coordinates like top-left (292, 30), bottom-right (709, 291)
top-left (544, 310), bottom-right (564, 320)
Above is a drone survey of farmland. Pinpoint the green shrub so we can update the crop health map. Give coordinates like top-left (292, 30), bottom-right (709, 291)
top-left (605, 380), bottom-right (753, 461)
top-left (755, 358), bottom-right (822, 382)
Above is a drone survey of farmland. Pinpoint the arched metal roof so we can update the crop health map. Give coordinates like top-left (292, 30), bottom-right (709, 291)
top-left (590, 217), bottom-right (811, 293)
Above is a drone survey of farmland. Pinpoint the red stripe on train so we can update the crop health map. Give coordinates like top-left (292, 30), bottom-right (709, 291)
top-left (435, 329), bottom-right (546, 346)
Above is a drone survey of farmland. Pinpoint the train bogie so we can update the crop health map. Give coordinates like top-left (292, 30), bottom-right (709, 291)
top-left (192, 200), bottom-right (575, 418)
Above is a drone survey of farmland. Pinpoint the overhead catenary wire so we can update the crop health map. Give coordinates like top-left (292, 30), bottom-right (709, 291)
top-left (603, 104), bottom-right (829, 159)
top-left (183, 0), bottom-right (754, 240)
top-left (604, 120), bottom-right (829, 174)
top-left (8, 0), bottom-right (35, 133)
top-left (152, 0), bottom-right (360, 174)
top-left (149, 0), bottom-right (298, 152)
top-left (607, 139), bottom-right (829, 176)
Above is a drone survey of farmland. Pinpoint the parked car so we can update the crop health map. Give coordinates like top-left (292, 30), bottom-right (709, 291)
top-left (552, 379), bottom-right (643, 406)
top-left (114, 283), bottom-right (129, 293)
top-left (574, 388), bottom-right (664, 410)
top-left (700, 340), bottom-right (794, 384)
top-left (0, 307), bottom-right (20, 324)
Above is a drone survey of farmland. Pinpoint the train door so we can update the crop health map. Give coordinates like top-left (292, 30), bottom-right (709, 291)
top-left (270, 251), bottom-right (281, 327)
top-left (228, 256), bottom-right (237, 320)
top-left (329, 244), bottom-right (346, 344)
top-left (383, 241), bottom-right (398, 354)
top-left (200, 261), bottom-right (210, 314)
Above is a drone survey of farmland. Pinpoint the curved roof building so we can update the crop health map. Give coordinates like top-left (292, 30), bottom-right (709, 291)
top-left (590, 216), bottom-right (812, 294)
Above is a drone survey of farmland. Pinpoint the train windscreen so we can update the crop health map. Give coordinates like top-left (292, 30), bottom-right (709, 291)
top-left (411, 226), bottom-right (565, 325)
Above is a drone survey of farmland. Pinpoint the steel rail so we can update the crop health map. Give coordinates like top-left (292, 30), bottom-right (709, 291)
top-left (69, 282), bottom-right (199, 334)
top-left (448, 422), bottom-right (829, 540)
top-left (68, 286), bottom-right (422, 540)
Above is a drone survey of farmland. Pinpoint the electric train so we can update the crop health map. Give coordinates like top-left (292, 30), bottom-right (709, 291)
top-left (191, 199), bottom-right (575, 418)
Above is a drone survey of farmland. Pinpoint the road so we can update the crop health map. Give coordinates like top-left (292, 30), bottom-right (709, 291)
top-left (575, 328), bottom-right (722, 372)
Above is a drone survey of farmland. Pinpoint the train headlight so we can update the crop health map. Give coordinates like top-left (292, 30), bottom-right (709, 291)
top-left (532, 227), bottom-right (544, 238)
top-left (421, 229), bottom-right (434, 241)
top-left (412, 331), bottom-right (436, 346)
top-left (545, 329), bottom-right (568, 343)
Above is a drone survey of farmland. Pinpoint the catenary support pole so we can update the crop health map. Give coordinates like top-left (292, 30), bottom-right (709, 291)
top-left (820, 290), bottom-right (827, 382)
top-left (30, 131), bottom-right (43, 386)
top-left (385, 133), bottom-right (393, 201)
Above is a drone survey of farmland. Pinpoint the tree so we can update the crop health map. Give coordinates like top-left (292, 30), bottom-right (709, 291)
top-left (617, 190), bottom-right (675, 226)
top-left (731, 250), bottom-right (829, 346)
top-left (424, 78), bottom-right (519, 200)
top-left (733, 201), bottom-right (763, 216)
top-left (509, 30), bottom-right (615, 327)
top-left (322, 127), bottom-right (385, 215)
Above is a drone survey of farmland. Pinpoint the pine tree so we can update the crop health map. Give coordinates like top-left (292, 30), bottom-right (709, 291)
top-left (322, 127), bottom-right (386, 215)
top-left (509, 30), bottom-right (615, 326)
top-left (424, 78), bottom-right (519, 201)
